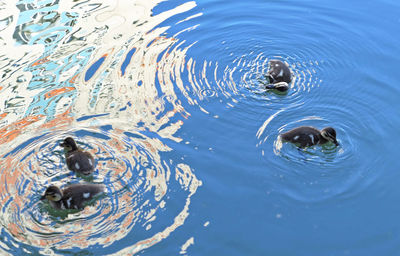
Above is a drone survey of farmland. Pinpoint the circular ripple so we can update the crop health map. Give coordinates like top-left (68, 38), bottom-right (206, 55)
top-left (0, 125), bottom-right (201, 254)
top-left (256, 92), bottom-right (386, 203)
top-left (239, 53), bottom-right (323, 106)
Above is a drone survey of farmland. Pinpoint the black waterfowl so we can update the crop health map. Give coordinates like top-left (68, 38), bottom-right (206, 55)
top-left (280, 126), bottom-right (339, 148)
top-left (60, 137), bottom-right (95, 175)
top-left (41, 184), bottom-right (105, 210)
top-left (265, 60), bottom-right (292, 92)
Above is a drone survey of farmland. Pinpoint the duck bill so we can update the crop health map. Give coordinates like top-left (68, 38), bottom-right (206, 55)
top-left (334, 140), bottom-right (339, 146)
top-left (40, 195), bottom-right (46, 200)
top-left (59, 142), bottom-right (65, 147)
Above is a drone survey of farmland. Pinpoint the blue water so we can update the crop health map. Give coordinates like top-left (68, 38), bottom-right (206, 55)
top-left (1, 0), bottom-right (400, 255)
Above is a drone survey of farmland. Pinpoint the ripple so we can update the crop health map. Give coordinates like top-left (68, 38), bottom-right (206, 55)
top-left (0, 0), bottom-right (204, 254)
top-left (156, 43), bottom-right (326, 121)
top-left (239, 53), bottom-right (323, 104)
top-left (0, 122), bottom-right (201, 254)
top-left (256, 90), bottom-right (387, 203)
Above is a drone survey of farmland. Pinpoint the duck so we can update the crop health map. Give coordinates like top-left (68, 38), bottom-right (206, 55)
top-left (60, 137), bottom-right (95, 175)
top-left (280, 126), bottom-right (339, 148)
top-left (40, 183), bottom-right (105, 210)
top-left (264, 60), bottom-right (292, 92)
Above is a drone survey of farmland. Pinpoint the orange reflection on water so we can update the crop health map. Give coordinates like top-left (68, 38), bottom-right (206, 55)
top-left (0, 157), bottom-right (32, 244)
top-left (69, 73), bottom-right (79, 84)
top-left (0, 158), bottom-right (14, 206)
top-left (40, 108), bottom-right (73, 130)
top-left (7, 223), bottom-right (24, 241)
top-left (44, 87), bottom-right (75, 99)
top-left (0, 112), bottom-right (8, 120)
top-left (109, 135), bottom-right (125, 152)
top-left (0, 115), bottom-right (44, 145)
top-left (143, 141), bottom-right (155, 153)
top-left (31, 56), bottom-right (50, 67)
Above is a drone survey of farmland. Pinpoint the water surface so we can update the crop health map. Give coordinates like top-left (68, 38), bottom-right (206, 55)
top-left (0, 0), bottom-right (399, 255)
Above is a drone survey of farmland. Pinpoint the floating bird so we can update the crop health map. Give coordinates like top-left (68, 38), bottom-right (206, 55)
top-left (264, 59), bottom-right (292, 92)
top-left (41, 183), bottom-right (105, 210)
top-left (280, 126), bottom-right (339, 148)
top-left (60, 137), bottom-right (95, 175)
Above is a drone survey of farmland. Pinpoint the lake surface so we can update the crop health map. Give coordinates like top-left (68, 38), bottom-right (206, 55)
top-left (0, 0), bottom-right (400, 255)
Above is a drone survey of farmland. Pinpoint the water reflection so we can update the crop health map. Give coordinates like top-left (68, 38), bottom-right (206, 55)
top-left (0, 0), bottom-right (203, 254)
top-left (0, 118), bottom-right (201, 253)
top-left (0, 0), bottom-right (364, 253)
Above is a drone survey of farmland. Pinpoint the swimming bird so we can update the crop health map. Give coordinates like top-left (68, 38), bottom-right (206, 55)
top-left (60, 137), bottom-right (95, 175)
top-left (280, 126), bottom-right (339, 148)
top-left (265, 60), bottom-right (292, 92)
top-left (40, 183), bottom-right (105, 210)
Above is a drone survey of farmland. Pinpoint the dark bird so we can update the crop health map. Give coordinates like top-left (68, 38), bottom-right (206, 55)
top-left (41, 183), bottom-right (105, 210)
top-left (280, 126), bottom-right (339, 148)
top-left (60, 137), bottom-right (95, 175)
top-left (264, 60), bottom-right (292, 92)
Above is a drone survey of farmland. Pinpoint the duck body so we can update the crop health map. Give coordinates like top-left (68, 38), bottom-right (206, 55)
top-left (60, 137), bottom-right (95, 175)
top-left (65, 150), bottom-right (95, 175)
top-left (267, 60), bottom-right (292, 84)
top-left (264, 60), bottom-right (292, 92)
top-left (280, 126), bottom-right (338, 148)
top-left (41, 184), bottom-right (105, 210)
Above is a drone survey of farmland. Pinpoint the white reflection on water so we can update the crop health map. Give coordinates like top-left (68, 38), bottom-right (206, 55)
top-left (0, 0), bottom-right (336, 254)
top-left (0, 0), bottom-right (203, 254)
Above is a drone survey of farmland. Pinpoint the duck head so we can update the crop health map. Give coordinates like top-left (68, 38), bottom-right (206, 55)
top-left (321, 127), bottom-right (339, 146)
top-left (41, 185), bottom-right (63, 201)
top-left (60, 137), bottom-right (78, 151)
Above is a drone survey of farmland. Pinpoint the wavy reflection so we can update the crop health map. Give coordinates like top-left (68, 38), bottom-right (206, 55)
top-left (0, 0), bottom-right (203, 254)
top-left (0, 118), bottom-right (201, 253)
